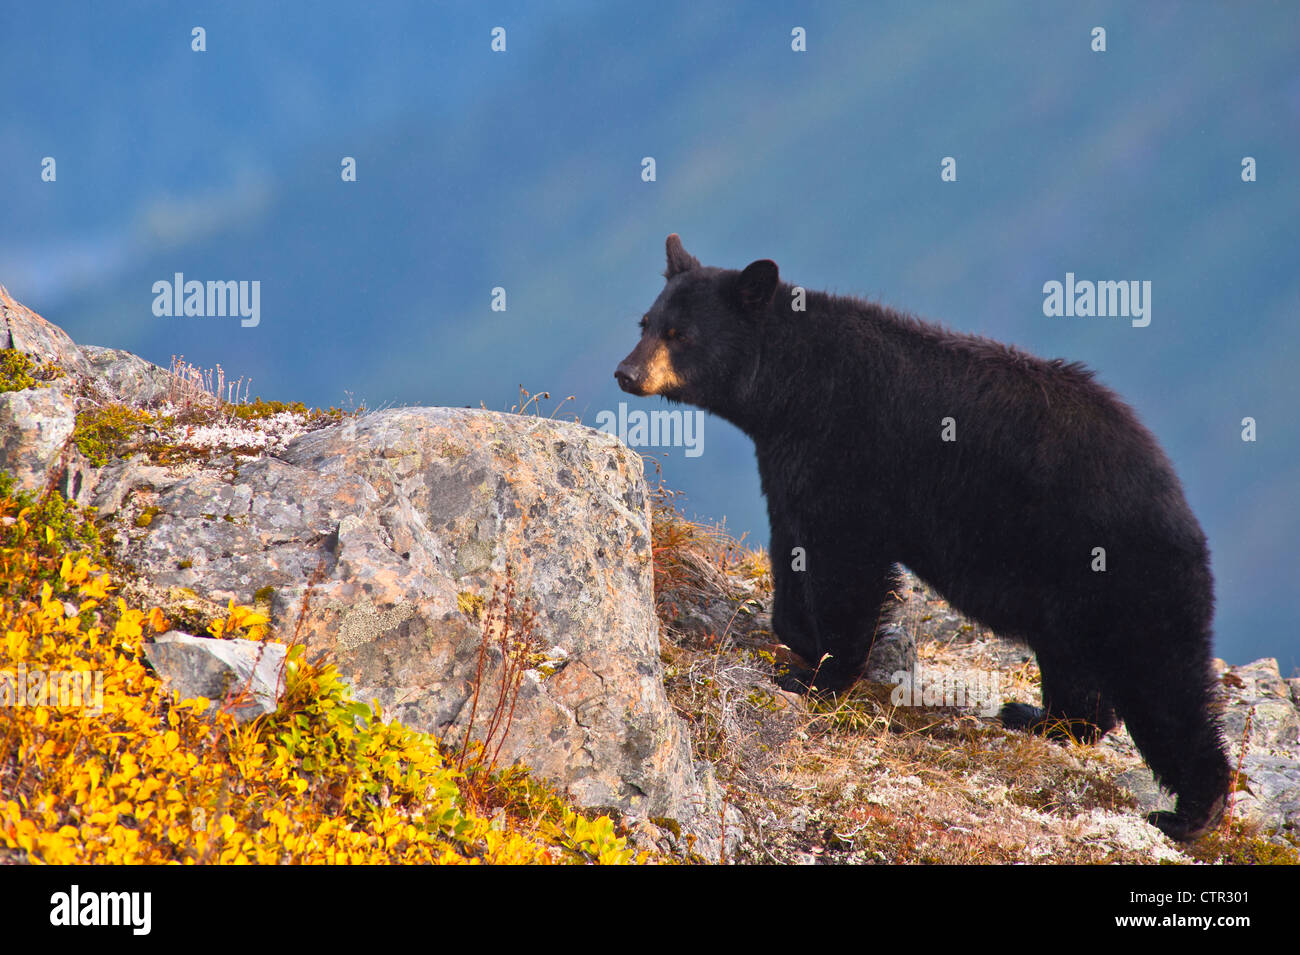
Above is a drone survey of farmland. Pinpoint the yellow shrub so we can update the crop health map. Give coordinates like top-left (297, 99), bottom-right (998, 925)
top-left (0, 472), bottom-right (641, 864)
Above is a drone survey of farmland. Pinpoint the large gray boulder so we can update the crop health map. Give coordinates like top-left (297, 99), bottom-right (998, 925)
top-left (108, 407), bottom-right (720, 833)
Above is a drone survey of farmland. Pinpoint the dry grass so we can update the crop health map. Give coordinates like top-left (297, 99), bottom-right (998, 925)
top-left (456, 571), bottom-right (546, 801)
top-left (649, 478), bottom-right (769, 647)
top-left (167, 355), bottom-right (249, 411)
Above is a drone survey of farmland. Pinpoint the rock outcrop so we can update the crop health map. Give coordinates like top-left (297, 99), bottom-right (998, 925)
top-left (0, 284), bottom-right (723, 851)
top-left (110, 407), bottom-right (717, 825)
top-left (0, 284), bottom-right (94, 378)
top-left (1214, 657), bottom-right (1300, 833)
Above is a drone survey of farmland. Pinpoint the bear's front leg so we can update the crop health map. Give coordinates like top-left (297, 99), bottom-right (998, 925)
top-left (771, 529), bottom-right (900, 695)
top-left (768, 521), bottom-right (822, 691)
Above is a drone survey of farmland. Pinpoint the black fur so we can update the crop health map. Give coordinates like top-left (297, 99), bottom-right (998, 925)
top-left (615, 235), bottom-right (1231, 842)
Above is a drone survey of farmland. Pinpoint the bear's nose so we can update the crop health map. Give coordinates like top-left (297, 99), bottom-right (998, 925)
top-left (614, 365), bottom-right (638, 391)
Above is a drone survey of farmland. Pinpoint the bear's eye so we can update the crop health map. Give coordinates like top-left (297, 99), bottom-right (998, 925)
top-left (665, 327), bottom-right (680, 341)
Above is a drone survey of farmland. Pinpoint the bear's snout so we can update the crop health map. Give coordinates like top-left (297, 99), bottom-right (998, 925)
top-left (615, 339), bottom-right (682, 397)
top-left (614, 361), bottom-right (645, 395)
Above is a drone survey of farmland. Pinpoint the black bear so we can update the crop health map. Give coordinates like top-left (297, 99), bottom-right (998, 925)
top-left (615, 234), bottom-right (1231, 842)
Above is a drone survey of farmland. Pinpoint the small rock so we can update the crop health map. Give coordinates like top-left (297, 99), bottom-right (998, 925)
top-left (144, 631), bottom-right (287, 721)
top-left (863, 623), bottom-right (918, 683)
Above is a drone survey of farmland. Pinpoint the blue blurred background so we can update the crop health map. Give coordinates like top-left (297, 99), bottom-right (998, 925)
top-left (2, 2), bottom-right (1296, 668)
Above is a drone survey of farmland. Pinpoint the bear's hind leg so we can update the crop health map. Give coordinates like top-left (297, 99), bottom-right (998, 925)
top-left (1107, 640), bottom-right (1231, 842)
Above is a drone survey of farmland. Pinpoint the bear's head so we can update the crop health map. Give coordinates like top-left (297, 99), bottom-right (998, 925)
top-left (614, 234), bottom-right (779, 416)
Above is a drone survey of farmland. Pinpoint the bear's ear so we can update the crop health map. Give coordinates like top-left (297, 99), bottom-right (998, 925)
top-left (665, 233), bottom-right (701, 278)
top-left (734, 259), bottom-right (780, 311)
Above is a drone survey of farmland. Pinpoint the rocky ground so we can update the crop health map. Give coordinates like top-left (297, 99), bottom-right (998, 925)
top-left (3, 282), bottom-right (1297, 864)
top-left (649, 497), bottom-right (1300, 864)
